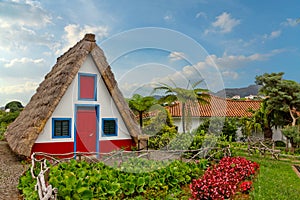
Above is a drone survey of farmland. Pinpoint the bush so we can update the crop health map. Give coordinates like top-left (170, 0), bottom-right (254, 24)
top-left (144, 109), bottom-right (178, 149)
top-left (275, 140), bottom-right (286, 147)
top-left (196, 117), bottom-right (238, 142)
top-left (0, 110), bottom-right (20, 140)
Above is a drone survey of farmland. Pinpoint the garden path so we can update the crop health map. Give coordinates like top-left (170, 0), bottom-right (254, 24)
top-left (0, 141), bottom-right (27, 199)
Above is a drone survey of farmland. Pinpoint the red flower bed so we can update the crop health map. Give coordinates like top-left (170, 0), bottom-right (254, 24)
top-left (190, 157), bottom-right (259, 200)
top-left (240, 181), bottom-right (252, 193)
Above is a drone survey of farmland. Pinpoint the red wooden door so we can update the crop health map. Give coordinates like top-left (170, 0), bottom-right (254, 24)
top-left (76, 106), bottom-right (97, 152)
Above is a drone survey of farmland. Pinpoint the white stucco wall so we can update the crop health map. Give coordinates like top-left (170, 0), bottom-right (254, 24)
top-left (35, 54), bottom-right (131, 143)
top-left (173, 117), bottom-right (287, 143)
top-left (173, 117), bottom-right (203, 133)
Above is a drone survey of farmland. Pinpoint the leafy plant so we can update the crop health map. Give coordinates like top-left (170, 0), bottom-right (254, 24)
top-left (281, 125), bottom-right (300, 153)
top-left (18, 158), bottom-right (206, 199)
top-left (145, 109), bottom-right (178, 149)
top-left (0, 110), bottom-right (21, 140)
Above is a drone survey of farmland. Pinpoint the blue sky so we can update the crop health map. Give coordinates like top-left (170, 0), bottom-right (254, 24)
top-left (0, 0), bottom-right (299, 106)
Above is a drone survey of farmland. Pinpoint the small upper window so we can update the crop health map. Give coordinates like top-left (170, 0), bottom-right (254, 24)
top-left (78, 73), bottom-right (97, 100)
top-left (52, 118), bottom-right (71, 138)
top-left (102, 118), bottom-right (118, 136)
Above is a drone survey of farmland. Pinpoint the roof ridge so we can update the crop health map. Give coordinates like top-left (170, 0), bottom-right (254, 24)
top-left (56, 33), bottom-right (96, 63)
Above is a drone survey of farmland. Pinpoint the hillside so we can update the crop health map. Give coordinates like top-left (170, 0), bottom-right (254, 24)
top-left (214, 85), bottom-right (262, 98)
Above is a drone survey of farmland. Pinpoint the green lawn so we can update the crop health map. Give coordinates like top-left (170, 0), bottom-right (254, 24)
top-left (243, 155), bottom-right (300, 200)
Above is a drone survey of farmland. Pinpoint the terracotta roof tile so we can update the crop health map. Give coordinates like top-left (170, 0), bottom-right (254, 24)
top-left (166, 95), bottom-right (261, 118)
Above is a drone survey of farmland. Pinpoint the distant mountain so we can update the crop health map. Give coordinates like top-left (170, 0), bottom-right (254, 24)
top-left (214, 85), bottom-right (262, 98)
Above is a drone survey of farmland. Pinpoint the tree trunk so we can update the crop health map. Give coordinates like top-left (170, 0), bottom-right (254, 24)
top-left (288, 107), bottom-right (298, 153)
top-left (289, 107), bottom-right (297, 126)
top-left (139, 111), bottom-right (143, 128)
top-left (291, 139), bottom-right (296, 154)
top-left (263, 125), bottom-right (273, 139)
top-left (285, 137), bottom-right (289, 152)
top-left (182, 102), bottom-right (186, 134)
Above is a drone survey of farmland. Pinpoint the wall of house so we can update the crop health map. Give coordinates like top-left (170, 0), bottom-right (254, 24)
top-left (33, 54), bottom-right (133, 154)
top-left (173, 117), bottom-right (287, 143)
top-left (172, 117), bottom-right (203, 133)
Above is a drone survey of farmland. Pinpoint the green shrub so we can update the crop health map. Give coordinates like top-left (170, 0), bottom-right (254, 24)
top-left (144, 109), bottom-right (178, 149)
top-left (275, 140), bottom-right (286, 147)
top-left (196, 117), bottom-right (238, 142)
top-left (18, 159), bottom-right (207, 199)
top-left (0, 110), bottom-right (20, 140)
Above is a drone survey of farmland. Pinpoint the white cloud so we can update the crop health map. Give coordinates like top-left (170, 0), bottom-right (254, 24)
top-left (0, 80), bottom-right (39, 105)
top-left (164, 14), bottom-right (173, 21)
top-left (222, 71), bottom-right (239, 79)
top-left (168, 52), bottom-right (186, 61)
top-left (0, 81), bottom-right (38, 95)
top-left (4, 57), bottom-right (44, 68)
top-left (153, 50), bottom-right (284, 92)
top-left (205, 12), bottom-right (240, 34)
top-left (56, 24), bottom-right (109, 55)
top-left (0, 56), bottom-right (49, 80)
top-left (163, 11), bottom-right (175, 23)
top-left (209, 53), bottom-right (268, 69)
top-left (195, 12), bottom-right (207, 19)
top-left (0, 1), bottom-right (54, 52)
top-left (263, 30), bottom-right (281, 40)
top-left (118, 49), bottom-right (285, 95)
top-left (0, 1), bottom-right (52, 27)
top-left (281, 18), bottom-right (299, 27)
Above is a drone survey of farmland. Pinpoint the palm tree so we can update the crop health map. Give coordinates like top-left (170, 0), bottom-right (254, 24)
top-left (153, 80), bottom-right (209, 133)
top-left (241, 101), bottom-right (273, 139)
top-left (128, 94), bottom-right (157, 127)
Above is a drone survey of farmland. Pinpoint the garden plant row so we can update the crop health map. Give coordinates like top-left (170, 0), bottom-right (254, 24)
top-left (18, 158), bottom-right (207, 199)
top-left (18, 155), bottom-right (259, 200)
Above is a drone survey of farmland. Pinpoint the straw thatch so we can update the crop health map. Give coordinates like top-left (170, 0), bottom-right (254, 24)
top-left (5, 34), bottom-right (141, 157)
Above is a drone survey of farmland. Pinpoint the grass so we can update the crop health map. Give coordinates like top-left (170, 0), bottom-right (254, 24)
top-left (235, 152), bottom-right (300, 200)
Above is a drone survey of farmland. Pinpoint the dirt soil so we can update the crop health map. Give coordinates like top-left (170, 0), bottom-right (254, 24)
top-left (0, 141), bottom-right (28, 199)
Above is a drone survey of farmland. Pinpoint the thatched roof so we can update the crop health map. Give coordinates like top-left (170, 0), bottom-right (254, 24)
top-left (5, 34), bottom-right (141, 157)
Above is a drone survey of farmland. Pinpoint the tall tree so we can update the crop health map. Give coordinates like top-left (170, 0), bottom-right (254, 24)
top-left (256, 72), bottom-right (300, 125)
top-left (127, 94), bottom-right (157, 127)
top-left (5, 101), bottom-right (24, 112)
top-left (256, 72), bottom-right (300, 146)
top-left (153, 80), bottom-right (209, 133)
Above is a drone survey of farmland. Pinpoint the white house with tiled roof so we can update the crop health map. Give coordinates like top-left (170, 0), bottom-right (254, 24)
top-left (165, 95), bottom-right (261, 132)
top-left (164, 95), bottom-right (286, 142)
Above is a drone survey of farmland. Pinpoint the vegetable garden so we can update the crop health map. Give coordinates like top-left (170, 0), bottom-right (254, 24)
top-left (18, 145), bottom-right (261, 200)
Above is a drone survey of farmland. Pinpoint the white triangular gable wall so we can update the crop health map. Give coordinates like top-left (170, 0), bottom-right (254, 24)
top-left (35, 54), bottom-right (131, 143)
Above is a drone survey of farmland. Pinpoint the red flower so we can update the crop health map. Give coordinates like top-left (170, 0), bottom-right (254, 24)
top-left (190, 157), bottom-right (259, 200)
top-left (240, 181), bottom-right (252, 193)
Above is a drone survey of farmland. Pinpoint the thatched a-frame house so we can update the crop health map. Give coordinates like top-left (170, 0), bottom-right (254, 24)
top-left (5, 34), bottom-right (141, 157)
